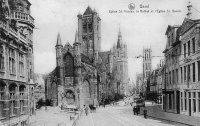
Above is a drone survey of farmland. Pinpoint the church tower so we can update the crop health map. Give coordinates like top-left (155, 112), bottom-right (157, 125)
top-left (113, 28), bottom-right (128, 95)
top-left (77, 6), bottom-right (101, 60)
top-left (143, 48), bottom-right (152, 80)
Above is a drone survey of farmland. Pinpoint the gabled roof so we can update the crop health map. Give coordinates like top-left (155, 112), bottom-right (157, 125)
top-left (179, 18), bottom-right (200, 35)
top-left (83, 6), bottom-right (93, 15)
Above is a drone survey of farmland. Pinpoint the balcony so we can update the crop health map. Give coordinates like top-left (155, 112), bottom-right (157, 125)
top-left (10, 11), bottom-right (34, 26)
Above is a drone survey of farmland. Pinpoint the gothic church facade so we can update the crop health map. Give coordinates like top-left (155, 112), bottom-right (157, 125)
top-left (45, 6), bottom-right (128, 107)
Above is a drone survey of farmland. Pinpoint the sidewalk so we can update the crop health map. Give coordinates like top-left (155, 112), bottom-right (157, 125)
top-left (30, 107), bottom-right (75, 126)
top-left (140, 105), bottom-right (200, 126)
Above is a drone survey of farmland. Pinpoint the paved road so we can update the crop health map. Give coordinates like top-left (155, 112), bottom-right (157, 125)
top-left (77, 106), bottom-right (187, 126)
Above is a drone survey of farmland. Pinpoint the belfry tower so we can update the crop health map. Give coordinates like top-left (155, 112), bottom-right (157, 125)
top-left (143, 48), bottom-right (152, 86)
top-left (77, 6), bottom-right (101, 60)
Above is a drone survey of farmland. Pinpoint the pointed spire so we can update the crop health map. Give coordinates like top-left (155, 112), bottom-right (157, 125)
top-left (56, 32), bottom-right (62, 46)
top-left (84, 6), bottom-right (93, 15)
top-left (117, 26), bottom-right (122, 49)
top-left (187, 1), bottom-right (192, 19)
top-left (74, 30), bottom-right (79, 43)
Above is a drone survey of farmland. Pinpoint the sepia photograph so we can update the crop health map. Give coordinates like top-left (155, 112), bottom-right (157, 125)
top-left (1, 0), bottom-right (200, 125)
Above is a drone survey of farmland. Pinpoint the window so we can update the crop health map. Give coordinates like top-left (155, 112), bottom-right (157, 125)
top-left (184, 66), bottom-right (187, 81)
top-left (176, 69), bottom-right (178, 84)
top-left (188, 65), bottom-right (191, 82)
top-left (193, 63), bottom-right (195, 82)
top-left (19, 85), bottom-right (26, 115)
top-left (185, 91), bottom-right (187, 110)
top-left (181, 92), bottom-right (183, 111)
top-left (193, 92), bottom-right (196, 112)
top-left (169, 71), bottom-right (171, 84)
top-left (168, 36), bottom-right (170, 46)
top-left (198, 61), bottom-right (200, 81)
top-left (181, 67), bottom-right (183, 83)
top-left (0, 45), bottom-right (4, 71)
top-left (184, 44), bottom-right (186, 58)
top-left (0, 82), bottom-right (6, 119)
top-left (172, 70), bottom-right (174, 84)
top-left (88, 23), bottom-right (93, 32)
top-left (82, 24), bottom-right (87, 33)
top-left (198, 92), bottom-right (200, 112)
top-left (9, 83), bottom-right (17, 117)
top-left (192, 38), bottom-right (195, 54)
top-left (9, 49), bottom-right (16, 74)
top-left (188, 41), bottom-right (190, 56)
top-left (19, 53), bottom-right (24, 76)
top-left (169, 94), bottom-right (172, 109)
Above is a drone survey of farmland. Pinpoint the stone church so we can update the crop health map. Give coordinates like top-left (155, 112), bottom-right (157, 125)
top-left (45, 6), bottom-right (128, 107)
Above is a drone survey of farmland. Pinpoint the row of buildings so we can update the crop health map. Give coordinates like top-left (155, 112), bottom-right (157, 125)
top-left (137, 3), bottom-right (200, 118)
top-left (163, 3), bottom-right (200, 117)
top-left (0, 0), bottom-right (35, 126)
top-left (45, 6), bottom-right (128, 107)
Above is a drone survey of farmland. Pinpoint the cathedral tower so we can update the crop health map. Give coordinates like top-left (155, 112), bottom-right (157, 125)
top-left (77, 6), bottom-right (101, 60)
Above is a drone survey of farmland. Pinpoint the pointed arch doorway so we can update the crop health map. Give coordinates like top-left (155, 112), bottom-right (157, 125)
top-left (80, 80), bottom-right (91, 107)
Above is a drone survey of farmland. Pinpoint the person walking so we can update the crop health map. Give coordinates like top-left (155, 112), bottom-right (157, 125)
top-left (144, 109), bottom-right (147, 119)
top-left (85, 105), bottom-right (89, 116)
top-left (133, 106), bottom-right (136, 115)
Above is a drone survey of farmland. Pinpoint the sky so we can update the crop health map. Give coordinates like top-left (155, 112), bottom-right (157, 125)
top-left (29, 0), bottom-right (200, 83)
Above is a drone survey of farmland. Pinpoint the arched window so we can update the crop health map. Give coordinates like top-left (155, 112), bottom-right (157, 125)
top-left (9, 48), bottom-right (16, 74)
top-left (9, 83), bottom-right (17, 117)
top-left (19, 85), bottom-right (26, 115)
top-left (0, 44), bottom-right (4, 71)
top-left (0, 81), bottom-right (6, 119)
top-left (64, 53), bottom-right (74, 77)
top-left (19, 53), bottom-right (24, 76)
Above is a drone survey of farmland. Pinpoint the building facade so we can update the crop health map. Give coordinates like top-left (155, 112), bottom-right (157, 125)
top-left (0, 0), bottom-right (35, 126)
top-left (163, 3), bottom-right (200, 117)
top-left (45, 6), bottom-right (128, 107)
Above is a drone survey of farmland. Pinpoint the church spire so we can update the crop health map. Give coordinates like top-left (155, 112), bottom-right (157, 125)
top-left (117, 27), bottom-right (122, 49)
top-left (56, 32), bottom-right (62, 46)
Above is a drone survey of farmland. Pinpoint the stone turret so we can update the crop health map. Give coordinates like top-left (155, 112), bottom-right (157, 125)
top-left (55, 33), bottom-right (63, 67)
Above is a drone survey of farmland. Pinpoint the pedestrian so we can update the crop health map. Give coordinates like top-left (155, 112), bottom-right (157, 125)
top-left (143, 109), bottom-right (147, 119)
top-left (133, 107), bottom-right (136, 115)
top-left (85, 105), bottom-right (89, 116)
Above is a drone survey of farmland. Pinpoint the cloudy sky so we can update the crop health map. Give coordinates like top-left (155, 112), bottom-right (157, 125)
top-left (29, 0), bottom-right (200, 83)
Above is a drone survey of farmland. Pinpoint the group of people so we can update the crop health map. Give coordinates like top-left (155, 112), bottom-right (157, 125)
top-left (133, 106), bottom-right (147, 119)
top-left (83, 104), bottom-right (97, 116)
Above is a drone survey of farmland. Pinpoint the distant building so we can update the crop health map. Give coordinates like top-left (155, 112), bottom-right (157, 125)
top-left (147, 60), bottom-right (164, 104)
top-left (0, 0), bottom-right (35, 125)
top-left (136, 73), bottom-right (143, 94)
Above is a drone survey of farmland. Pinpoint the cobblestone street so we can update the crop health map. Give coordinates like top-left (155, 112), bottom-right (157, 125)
top-left (77, 105), bottom-right (188, 126)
